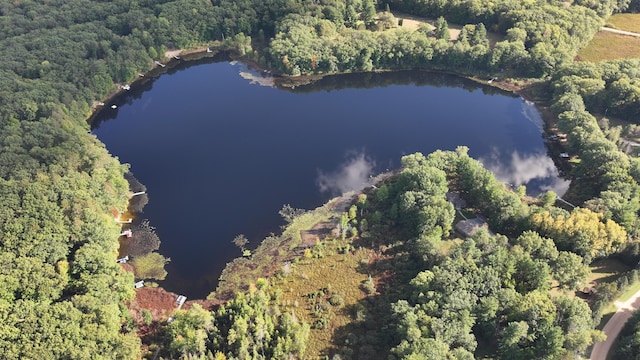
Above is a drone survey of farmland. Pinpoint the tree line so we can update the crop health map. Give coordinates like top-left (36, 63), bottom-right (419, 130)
top-left (547, 60), bottom-right (640, 248)
top-left (615, 307), bottom-right (640, 358)
top-left (266, 0), bottom-right (605, 78)
top-left (1, 0), bottom-right (640, 357)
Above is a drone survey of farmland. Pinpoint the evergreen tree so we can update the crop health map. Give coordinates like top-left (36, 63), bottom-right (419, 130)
top-left (434, 17), bottom-right (451, 40)
top-left (362, 0), bottom-right (377, 28)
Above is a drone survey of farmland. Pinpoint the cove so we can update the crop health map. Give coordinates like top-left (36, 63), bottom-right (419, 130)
top-left (92, 58), bottom-right (569, 299)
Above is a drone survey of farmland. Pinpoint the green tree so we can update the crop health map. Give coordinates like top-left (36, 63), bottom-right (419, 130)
top-left (553, 251), bottom-right (590, 291)
top-left (434, 17), bottom-right (450, 41)
top-left (345, 1), bottom-right (359, 28)
top-left (615, 310), bottom-right (640, 359)
top-left (167, 304), bottom-right (213, 357)
top-left (471, 23), bottom-right (489, 47)
top-left (131, 252), bottom-right (169, 280)
top-left (362, 0), bottom-right (377, 28)
top-left (539, 190), bottom-right (557, 207)
top-left (498, 321), bottom-right (530, 360)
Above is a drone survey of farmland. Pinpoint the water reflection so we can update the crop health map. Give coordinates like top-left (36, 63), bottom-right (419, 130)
top-left (234, 61), bottom-right (275, 87)
top-left (520, 99), bottom-right (545, 131)
top-left (480, 150), bottom-right (570, 196)
top-left (92, 60), bottom-right (567, 298)
top-left (317, 151), bottom-right (375, 195)
top-left (287, 70), bottom-right (517, 96)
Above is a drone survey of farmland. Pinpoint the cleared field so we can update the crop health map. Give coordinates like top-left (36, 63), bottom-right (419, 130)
top-left (393, 12), bottom-right (504, 45)
top-left (605, 13), bottom-right (640, 33)
top-left (577, 31), bottom-right (640, 62)
top-left (272, 244), bottom-right (371, 357)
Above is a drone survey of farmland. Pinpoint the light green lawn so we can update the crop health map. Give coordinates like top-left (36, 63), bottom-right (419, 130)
top-left (578, 31), bottom-right (640, 62)
top-left (605, 13), bottom-right (640, 33)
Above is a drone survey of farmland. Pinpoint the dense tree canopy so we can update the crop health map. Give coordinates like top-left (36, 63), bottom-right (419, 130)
top-left (615, 309), bottom-right (640, 359)
top-left (2, 0), bottom-right (639, 356)
top-left (358, 152), bottom-right (605, 359)
top-left (165, 281), bottom-right (310, 359)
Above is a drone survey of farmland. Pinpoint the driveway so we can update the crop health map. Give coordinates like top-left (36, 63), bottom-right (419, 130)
top-left (601, 27), bottom-right (640, 37)
top-left (590, 289), bottom-right (640, 359)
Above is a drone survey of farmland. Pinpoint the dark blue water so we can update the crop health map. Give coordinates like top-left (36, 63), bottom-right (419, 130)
top-left (92, 59), bottom-right (568, 298)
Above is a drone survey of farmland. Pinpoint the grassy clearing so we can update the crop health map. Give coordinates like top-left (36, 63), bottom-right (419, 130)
top-left (588, 258), bottom-right (631, 285)
top-left (589, 258), bottom-right (632, 330)
top-left (438, 238), bottom-right (462, 256)
top-left (271, 240), bottom-right (372, 358)
top-left (596, 306), bottom-right (617, 331)
top-left (618, 280), bottom-right (640, 302)
top-left (212, 197), bottom-right (348, 300)
top-left (281, 203), bottom-right (335, 250)
top-left (577, 31), bottom-right (640, 62)
top-left (392, 12), bottom-right (504, 45)
top-left (605, 13), bottom-right (640, 33)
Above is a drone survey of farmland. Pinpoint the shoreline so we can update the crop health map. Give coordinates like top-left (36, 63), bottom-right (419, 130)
top-left (96, 49), bottom-right (558, 305)
top-left (87, 42), bottom-right (535, 125)
top-left (86, 44), bottom-right (225, 126)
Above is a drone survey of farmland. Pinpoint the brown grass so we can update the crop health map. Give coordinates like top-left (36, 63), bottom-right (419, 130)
top-left (605, 13), bottom-right (640, 33)
top-left (211, 195), bottom-right (351, 300)
top-left (577, 31), bottom-right (640, 62)
top-left (271, 240), bottom-right (372, 358)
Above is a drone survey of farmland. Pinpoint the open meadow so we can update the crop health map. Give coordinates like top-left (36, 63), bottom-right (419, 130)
top-left (605, 13), bottom-right (640, 33)
top-left (577, 31), bottom-right (640, 62)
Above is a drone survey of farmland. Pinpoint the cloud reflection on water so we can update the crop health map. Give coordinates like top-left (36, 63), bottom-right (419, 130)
top-left (520, 99), bottom-right (545, 131)
top-left (317, 151), bottom-right (375, 195)
top-left (480, 150), bottom-right (570, 196)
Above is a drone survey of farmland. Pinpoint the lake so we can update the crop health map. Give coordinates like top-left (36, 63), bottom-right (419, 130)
top-left (92, 58), bottom-right (569, 298)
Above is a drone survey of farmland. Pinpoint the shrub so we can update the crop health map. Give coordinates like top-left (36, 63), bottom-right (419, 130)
top-left (142, 309), bottom-right (153, 325)
top-left (313, 316), bottom-right (330, 329)
top-left (131, 252), bottom-right (170, 280)
top-left (328, 294), bottom-right (344, 306)
top-left (360, 276), bottom-right (376, 294)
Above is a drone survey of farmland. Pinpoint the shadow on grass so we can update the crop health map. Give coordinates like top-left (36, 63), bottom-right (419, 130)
top-left (321, 234), bottom-right (423, 359)
top-left (589, 258), bottom-right (631, 286)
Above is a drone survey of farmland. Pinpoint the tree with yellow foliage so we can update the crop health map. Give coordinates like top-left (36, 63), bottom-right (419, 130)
top-left (529, 207), bottom-right (627, 262)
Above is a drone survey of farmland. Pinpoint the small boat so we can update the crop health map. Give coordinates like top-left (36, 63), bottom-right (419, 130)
top-left (154, 61), bottom-right (166, 67)
top-left (206, 47), bottom-right (212, 53)
top-left (111, 104), bottom-right (117, 109)
top-left (121, 84), bottom-right (130, 90)
top-left (173, 55), bottom-right (181, 60)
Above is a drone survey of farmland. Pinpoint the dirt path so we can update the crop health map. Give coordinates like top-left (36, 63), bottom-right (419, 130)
top-left (164, 49), bottom-right (182, 58)
top-left (601, 27), bottom-right (640, 37)
top-left (590, 288), bottom-right (640, 359)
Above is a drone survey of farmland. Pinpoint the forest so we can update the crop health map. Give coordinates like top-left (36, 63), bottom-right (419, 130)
top-left (1, 0), bottom-right (640, 358)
